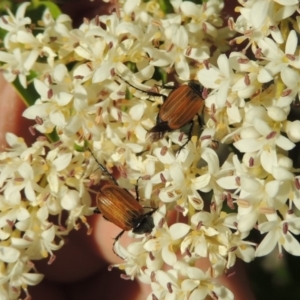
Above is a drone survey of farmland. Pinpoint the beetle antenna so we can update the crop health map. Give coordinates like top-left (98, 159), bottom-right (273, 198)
top-left (135, 177), bottom-right (142, 202)
top-left (115, 74), bottom-right (165, 98)
top-left (87, 147), bottom-right (118, 186)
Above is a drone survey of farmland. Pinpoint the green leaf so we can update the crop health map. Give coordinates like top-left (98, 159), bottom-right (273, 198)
top-left (48, 128), bottom-right (59, 142)
top-left (12, 72), bottom-right (39, 107)
top-left (31, 1), bottom-right (62, 19)
top-left (74, 140), bottom-right (89, 152)
top-left (158, 0), bottom-right (173, 14)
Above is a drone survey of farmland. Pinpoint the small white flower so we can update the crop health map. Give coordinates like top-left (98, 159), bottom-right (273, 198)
top-left (198, 54), bottom-right (236, 108)
top-left (144, 222), bottom-right (190, 266)
top-left (256, 211), bottom-right (300, 257)
top-left (0, 48), bottom-right (39, 88)
top-left (258, 30), bottom-right (300, 76)
top-left (0, 2), bottom-right (32, 49)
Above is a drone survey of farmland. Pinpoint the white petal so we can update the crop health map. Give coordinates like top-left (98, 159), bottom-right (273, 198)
top-left (92, 62), bottom-right (111, 83)
top-left (181, 279), bottom-right (199, 292)
top-left (255, 231), bottom-right (277, 257)
top-left (22, 103), bottom-right (50, 119)
top-left (217, 176), bottom-right (238, 189)
top-left (190, 288), bottom-right (208, 300)
top-left (275, 4), bottom-right (298, 21)
top-left (116, 23), bottom-right (143, 40)
top-left (260, 151), bottom-right (276, 174)
top-left (24, 50), bottom-right (39, 71)
top-left (0, 246), bottom-right (20, 263)
top-left (241, 176), bottom-right (261, 193)
top-left (275, 135), bottom-right (295, 151)
top-left (153, 148), bottom-right (175, 164)
top-left (197, 67), bottom-right (220, 89)
top-left (25, 182), bottom-right (36, 201)
top-left (253, 118), bottom-right (271, 136)
top-left (201, 149), bottom-right (219, 174)
top-left (236, 245), bottom-right (255, 262)
top-left (162, 245), bottom-right (177, 266)
top-left (37, 206), bottom-right (48, 221)
top-left (16, 2), bottom-right (31, 19)
top-left (275, 0), bottom-right (298, 5)
top-left (250, 1), bottom-right (268, 29)
top-left (123, 0), bottom-right (141, 15)
top-left (257, 68), bottom-right (273, 83)
top-left (34, 79), bottom-right (50, 98)
top-left (281, 231), bottom-right (300, 255)
top-left (271, 166), bottom-right (293, 181)
top-left (180, 2), bottom-right (198, 18)
top-left (217, 54), bottom-right (230, 78)
top-left (49, 110), bottom-right (66, 127)
top-left (61, 190), bottom-right (80, 210)
top-left (285, 30), bottom-right (297, 54)
top-left (234, 138), bottom-right (262, 152)
top-left (169, 223), bottom-right (190, 240)
top-left (144, 47), bottom-right (173, 67)
top-left (258, 220), bottom-right (277, 233)
top-left (56, 92), bottom-right (73, 106)
top-left (52, 153), bottom-right (72, 171)
top-left (47, 172), bottom-right (59, 193)
top-left (16, 207), bottom-right (30, 221)
top-left (286, 120), bottom-right (300, 143)
top-left (169, 163), bottom-right (184, 183)
top-left (22, 273), bottom-right (44, 285)
top-left (237, 211), bottom-right (258, 232)
top-left (267, 106), bottom-right (287, 122)
top-left (192, 174), bottom-right (211, 190)
top-left (18, 162), bottom-right (33, 179)
top-left (175, 56), bottom-right (190, 80)
top-left (129, 103), bottom-right (144, 121)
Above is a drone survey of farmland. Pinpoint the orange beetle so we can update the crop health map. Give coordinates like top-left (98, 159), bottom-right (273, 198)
top-left (148, 81), bottom-right (205, 147)
top-left (117, 75), bottom-right (205, 149)
top-left (89, 150), bottom-right (156, 257)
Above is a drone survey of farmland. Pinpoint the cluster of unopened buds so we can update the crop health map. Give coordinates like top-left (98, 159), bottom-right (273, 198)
top-left (0, 0), bottom-right (300, 299)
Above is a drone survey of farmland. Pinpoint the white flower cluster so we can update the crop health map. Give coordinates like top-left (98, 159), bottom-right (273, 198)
top-left (0, 0), bottom-right (300, 299)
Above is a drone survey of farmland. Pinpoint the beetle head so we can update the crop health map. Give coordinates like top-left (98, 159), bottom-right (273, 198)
top-left (133, 214), bottom-right (155, 234)
top-left (188, 80), bottom-right (204, 97)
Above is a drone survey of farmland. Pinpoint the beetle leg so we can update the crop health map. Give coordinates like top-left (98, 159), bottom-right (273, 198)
top-left (197, 113), bottom-right (203, 128)
top-left (113, 230), bottom-right (125, 259)
top-left (178, 120), bottom-right (194, 153)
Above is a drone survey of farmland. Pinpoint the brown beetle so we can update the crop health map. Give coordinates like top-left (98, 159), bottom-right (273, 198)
top-left (117, 75), bottom-right (205, 149)
top-left (89, 149), bottom-right (157, 257)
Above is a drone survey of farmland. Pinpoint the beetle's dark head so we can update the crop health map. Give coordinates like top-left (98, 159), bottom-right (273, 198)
top-left (133, 213), bottom-right (155, 234)
top-left (188, 80), bottom-right (204, 96)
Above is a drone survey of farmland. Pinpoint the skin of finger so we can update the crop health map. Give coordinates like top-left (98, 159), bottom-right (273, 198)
top-left (0, 75), bottom-right (35, 147)
top-left (62, 267), bottom-right (148, 300)
top-left (220, 260), bottom-right (256, 300)
top-left (30, 269), bottom-right (149, 300)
